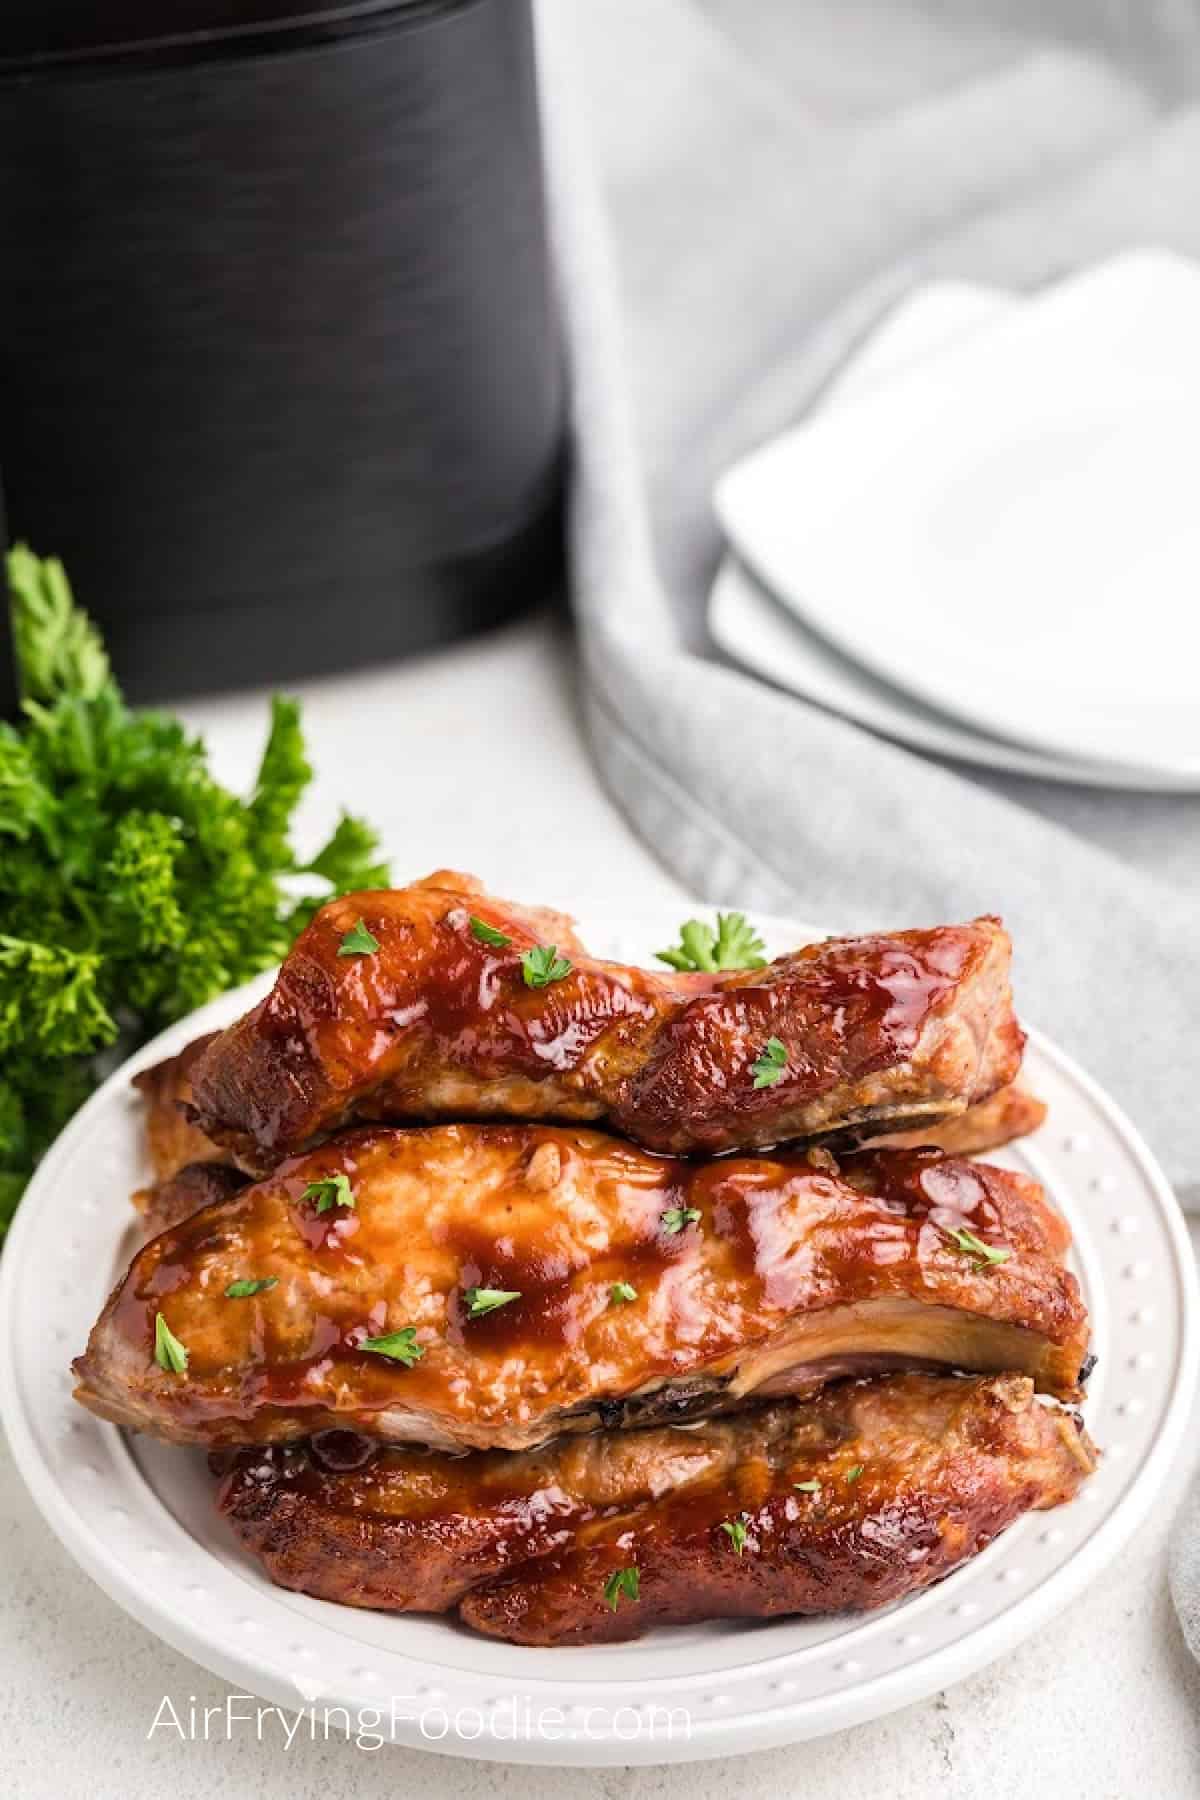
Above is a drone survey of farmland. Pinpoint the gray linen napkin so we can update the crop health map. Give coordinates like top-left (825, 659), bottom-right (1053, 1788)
top-left (534, 0), bottom-right (1200, 1650)
top-left (537, 0), bottom-right (1199, 1204)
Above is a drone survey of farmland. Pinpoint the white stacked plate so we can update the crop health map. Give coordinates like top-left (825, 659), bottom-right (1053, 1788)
top-left (711, 251), bottom-right (1200, 789)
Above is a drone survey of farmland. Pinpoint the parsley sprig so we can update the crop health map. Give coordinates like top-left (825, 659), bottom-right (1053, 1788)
top-left (750, 1036), bottom-right (788, 1088)
top-left (521, 944), bottom-right (572, 988)
top-left (943, 1225), bottom-right (1012, 1270)
top-left (603, 1567), bottom-right (640, 1612)
top-left (469, 916), bottom-right (511, 949)
top-left (656, 912), bottom-right (766, 973)
top-left (0, 546), bottom-right (389, 1240)
top-left (463, 1287), bottom-right (522, 1317)
top-left (360, 1327), bottom-right (424, 1366)
top-left (337, 919), bottom-right (380, 957)
top-left (154, 1312), bottom-right (188, 1375)
top-left (302, 1174), bottom-right (356, 1214)
top-left (225, 1277), bottom-right (278, 1299)
top-left (660, 1205), bottom-right (701, 1235)
top-left (719, 1517), bottom-right (749, 1555)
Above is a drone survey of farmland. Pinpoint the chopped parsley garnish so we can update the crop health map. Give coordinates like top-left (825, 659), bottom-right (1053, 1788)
top-left (793, 1479), bottom-right (821, 1494)
top-left (337, 918), bottom-right (380, 957)
top-left (656, 912), bottom-right (767, 973)
top-left (943, 1226), bottom-right (1012, 1269)
top-left (845, 1465), bottom-right (864, 1484)
top-left (0, 545), bottom-right (389, 1241)
top-left (154, 1312), bottom-right (188, 1375)
top-left (660, 1205), bottom-right (701, 1235)
top-left (463, 1287), bottom-right (522, 1317)
top-left (750, 1036), bottom-right (788, 1088)
top-left (224, 1277), bottom-right (278, 1299)
top-left (521, 944), bottom-right (572, 988)
top-left (469, 916), bottom-right (511, 949)
top-left (360, 1327), bottom-right (424, 1366)
top-left (302, 1174), bottom-right (356, 1214)
top-left (609, 1281), bottom-right (638, 1306)
top-left (603, 1567), bottom-right (640, 1612)
top-left (719, 1518), bottom-right (749, 1555)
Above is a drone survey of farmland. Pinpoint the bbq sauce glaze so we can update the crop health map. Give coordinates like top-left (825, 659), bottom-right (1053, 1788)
top-left (85, 1125), bottom-right (1083, 1446)
top-left (187, 876), bottom-right (1014, 1160)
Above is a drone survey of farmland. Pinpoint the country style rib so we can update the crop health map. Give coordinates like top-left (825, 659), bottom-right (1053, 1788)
top-left (185, 871), bottom-right (1024, 1166)
top-left (132, 1033), bottom-right (225, 1179)
top-left (129, 1033), bottom-right (245, 1233)
top-left (132, 1161), bottom-right (252, 1243)
top-left (130, 1047), bottom-right (1046, 1245)
top-left (73, 1126), bottom-right (1089, 1450)
top-left (215, 1373), bottom-right (1094, 1644)
top-left (873, 1081), bottom-right (1047, 1156)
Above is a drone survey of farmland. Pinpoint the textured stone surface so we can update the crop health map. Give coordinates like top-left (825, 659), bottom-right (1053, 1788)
top-left (3, 621), bottom-right (1197, 1796)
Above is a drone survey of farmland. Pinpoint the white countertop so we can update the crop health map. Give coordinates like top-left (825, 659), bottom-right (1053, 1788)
top-left (3, 615), bottom-right (1198, 1798)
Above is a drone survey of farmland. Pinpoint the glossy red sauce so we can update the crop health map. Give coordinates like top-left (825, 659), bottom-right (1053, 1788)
top-left (259, 902), bottom-right (674, 1098)
top-left (80, 1051), bottom-right (1091, 1453)
top-left (188, 879), bottom-right (1012, 1161)
top-left (99, 1127), bottom-right (1077, 1440)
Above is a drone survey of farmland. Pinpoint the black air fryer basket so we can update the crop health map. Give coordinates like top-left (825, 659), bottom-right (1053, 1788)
top-left (0, 0), bottom-right (564, 702)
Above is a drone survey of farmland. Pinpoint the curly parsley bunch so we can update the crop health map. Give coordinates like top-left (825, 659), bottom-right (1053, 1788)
top-left (0, 545), bottom-right (389, 1234)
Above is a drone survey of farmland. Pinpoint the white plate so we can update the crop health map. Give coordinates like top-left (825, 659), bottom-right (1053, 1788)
top-left (710, 280), bottom-right (1200, 791)
top-left (715, 250), bottom-right (1200, 779)
top-left (710, 558), bottom-right (1200, 790)
top-left (2, 902), bottom-right (1196, 1766)
top-left (817, 280), bottom-right (1017, 404)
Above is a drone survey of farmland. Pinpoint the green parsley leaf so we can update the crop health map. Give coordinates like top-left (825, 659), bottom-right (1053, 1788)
top-left (793, 1479), bottom-right (821, 1494)
top-left (463, 1287), bottom-right (522, 1317)
top-left (660, 1205), bottom-right (701, 1235)
top-left (224, 1277), bottom-right (278, 1299)
top-left (7, 545), bottom-right (111, 705)
top-left (603, 1566), bottom-right (640, 1612)
top-left (521, 944), bottom-right (572, 988)
top-left (750, 1036), bottom-right (788, 1088)
top-left (656, 911), bottom-right (767, 973)
top-left (360, 1327), bottom-right (424, 1366)
top-left (246, 696), bottom-right (311, 874)
top-left (845, 1464), bottom-right (864, 1484)
top-left (943, 1225), bottom-right (1012, 1269)
top-left (609, 1281), bottom-right (638, 1305)
top-left (719, 1518), bottom-right (749, 1555)
top-left (337, 918), bottom-right (380, 957)
top-left (302, 1174), bottom-right (356, 1214)
top-left (0, 937), bottom-right (114, 1060)
top-left (154, 1312), bottom-right (188, 1375)
top-left (102, 812), bottom-right (188, 957)
top-left (299, 811), bottom-right (389, 896)
top-left (0, 1174), bottom-right (26, 1239)
top-left (469, 916), bottom-right (511, 949)
top-left (0, 546), bottom-right (391, 1239)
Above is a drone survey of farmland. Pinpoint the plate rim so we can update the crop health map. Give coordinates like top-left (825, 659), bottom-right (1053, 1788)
top-left (2, 905), bottom-right (1196, 1766)
top-left (710, 275), bottom-right (1199, 797)
top-left (708, 555), bottom-right (1200, 794)
top-left (716, 469), bottom-right (1200, 781)
top-left (713, 253), bottom-right (1200, 779)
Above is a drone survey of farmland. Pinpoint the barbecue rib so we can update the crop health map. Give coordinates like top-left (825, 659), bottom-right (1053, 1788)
top-left (73, 1126), bottom-right (1088, 1450)
top-left (186, 871), bottom-right (1023, 1166)
top-left (133, 1034), bottom-right (225, 1183)
top-left (215, 1373), bottom-right (1094, 1644)
top-left (132, 1161), bottom-right (251, 1242)
top-left (874, 1081), bottom-right (1047, 1156)
top-left (130, 1047), bottom-right (1046, 1245)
